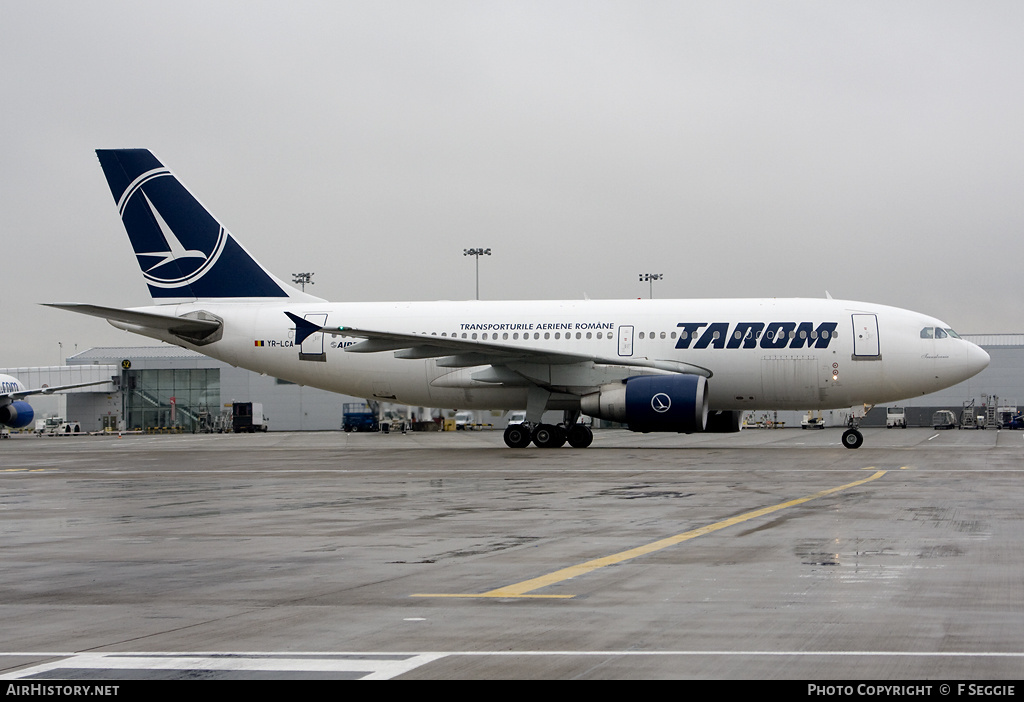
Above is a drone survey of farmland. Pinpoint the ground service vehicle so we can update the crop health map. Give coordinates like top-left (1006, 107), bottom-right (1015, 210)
top-left (232, 402), bottom-right (268, 433)
top-left (886, 407), bottom-right (906, 428)
top-left (342, 403), bottom-right (378, 432)
top-left (932, 410), bottom-right (957, 430)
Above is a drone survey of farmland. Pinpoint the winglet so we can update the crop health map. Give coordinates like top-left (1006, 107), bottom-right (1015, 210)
top-left (285, 312), bottom-right (324, 346)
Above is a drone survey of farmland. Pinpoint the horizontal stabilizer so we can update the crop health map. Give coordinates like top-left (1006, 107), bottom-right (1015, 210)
top-left (45, 303), bottom-right (222, 343)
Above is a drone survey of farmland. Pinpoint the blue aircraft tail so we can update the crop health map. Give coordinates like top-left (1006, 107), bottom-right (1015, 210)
top-left (95, 149), bottom-right (314, 301)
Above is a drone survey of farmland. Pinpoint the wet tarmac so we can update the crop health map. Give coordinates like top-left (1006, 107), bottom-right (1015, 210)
top-left (1, 427), bottom-right (1022, 679)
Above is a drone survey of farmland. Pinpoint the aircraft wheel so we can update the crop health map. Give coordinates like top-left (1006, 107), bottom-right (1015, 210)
top-left (567, 424), bottom-right (593, 448)
top-left (503, 423), bottom-right (532, 448)
top-left (532, 424), bottom-right (566, 448)
top-left (841, 428), bottom-right (864, 449)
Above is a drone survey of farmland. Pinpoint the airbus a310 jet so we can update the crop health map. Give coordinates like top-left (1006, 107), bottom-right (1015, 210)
top-left (49, 149), bottom-right (990, 449)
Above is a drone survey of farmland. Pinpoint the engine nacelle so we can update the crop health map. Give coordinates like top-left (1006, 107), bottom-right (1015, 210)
top-left (705, 409), bottom-right (743, 433)
top-left (0, 401), bottom-right (35, 429)
top-left (581, 375), bottom-right (709, 433)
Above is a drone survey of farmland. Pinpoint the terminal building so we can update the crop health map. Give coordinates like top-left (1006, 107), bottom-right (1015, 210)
top-left (57, 346), bottom-right (380, 432)
top-left (3, 334), bottom-right (1020, 433)
top-left (4, 347), bottom-right (370, 433)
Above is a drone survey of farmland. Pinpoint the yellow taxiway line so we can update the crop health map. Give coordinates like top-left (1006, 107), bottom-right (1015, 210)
top-left (414, 469), bottom-right (889, 599)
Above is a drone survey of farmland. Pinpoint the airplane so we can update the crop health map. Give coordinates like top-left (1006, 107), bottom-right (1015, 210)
top-left (48, 149), bottom-right (990, 449)
top-left (1, 374), bottom-right (110, 431)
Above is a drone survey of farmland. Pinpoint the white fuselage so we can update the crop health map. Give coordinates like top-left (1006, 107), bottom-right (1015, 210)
top-left (115, 297), bottom-right (990, 413)
top-left (0, 374), bottom-right (28, 402)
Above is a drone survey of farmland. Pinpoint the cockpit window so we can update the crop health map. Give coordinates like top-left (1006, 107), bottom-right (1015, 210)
top-left (921, 326), bottom-right (961, 340)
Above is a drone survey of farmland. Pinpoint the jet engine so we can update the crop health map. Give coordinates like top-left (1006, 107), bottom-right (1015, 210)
top-left (581, 375), bottom-right (709, 433)
top-left (0, 401), bottom-right (35, 429)
top-left (705, 410), bottom-right (743, 433)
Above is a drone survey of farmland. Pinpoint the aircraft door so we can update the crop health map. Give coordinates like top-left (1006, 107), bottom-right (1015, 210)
top-left (299, 313), bottom-right (328, 362)
top-left (852, 314), bottom-right (880, 358)
top-left (618, 325), bottom-right (634, 357)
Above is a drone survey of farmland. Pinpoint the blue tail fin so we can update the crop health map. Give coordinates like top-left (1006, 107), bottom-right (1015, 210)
top-left (96, 149), bottom-right (313, 301)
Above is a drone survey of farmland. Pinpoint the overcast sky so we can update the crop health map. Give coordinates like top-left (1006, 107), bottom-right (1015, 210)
top-left (2, 1), bottom-right (1022, 368)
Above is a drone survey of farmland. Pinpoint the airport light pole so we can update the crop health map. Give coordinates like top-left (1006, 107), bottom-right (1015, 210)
top-left (639, 272), bottom-right (663, 299)
top-left (291, 272), bottom-right (314, 292)
top-left (464, 248), bottom-right (491, 300)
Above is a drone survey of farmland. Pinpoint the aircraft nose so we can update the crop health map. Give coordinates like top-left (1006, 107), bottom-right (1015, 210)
top-left (967, 342), bottom-right (990, 376)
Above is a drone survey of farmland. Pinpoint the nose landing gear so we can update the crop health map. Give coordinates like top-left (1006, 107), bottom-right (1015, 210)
top-left (842, 407), bottom-right (869, 449)
top-left (841, 428), bottom-right (864, 449)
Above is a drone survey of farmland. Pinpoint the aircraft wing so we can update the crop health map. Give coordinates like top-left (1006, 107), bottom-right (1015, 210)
top-left (2, 378), bottom-right (112, 402)
top-left (287, 313), bottom-right (712, 384)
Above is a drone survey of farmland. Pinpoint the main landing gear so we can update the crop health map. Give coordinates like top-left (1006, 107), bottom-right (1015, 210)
top-left (502, 422), bottom-right (532, 448)
top-left (503, 411), bottom-right (594, 449)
